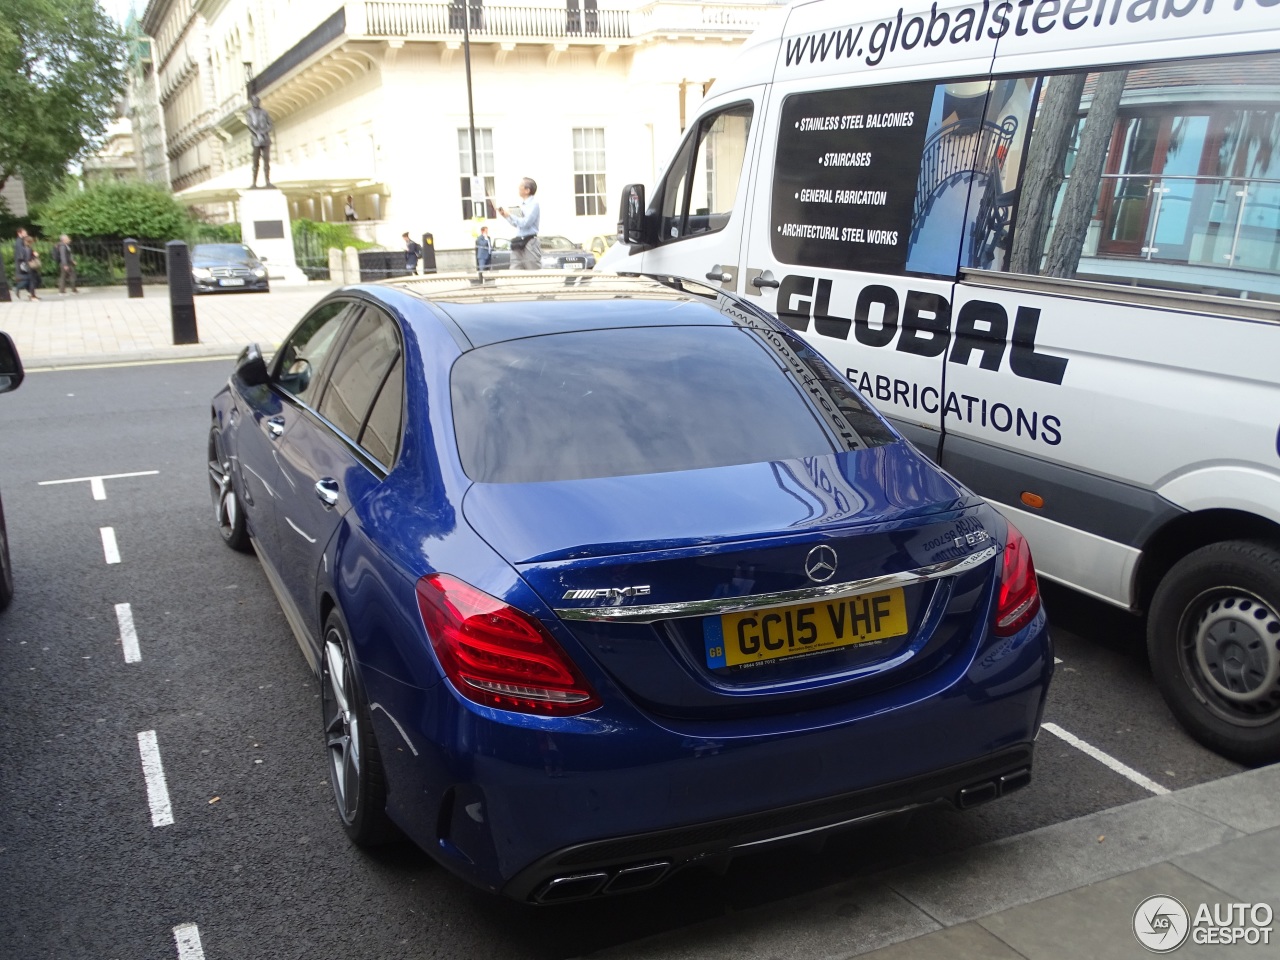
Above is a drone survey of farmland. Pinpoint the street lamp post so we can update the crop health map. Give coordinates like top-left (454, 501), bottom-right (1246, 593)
top-left (461, 2), bottom-right (480, 217)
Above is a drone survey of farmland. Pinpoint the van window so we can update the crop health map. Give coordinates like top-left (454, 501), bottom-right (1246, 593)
top-left (659, 103), bottom-right (753, 241)
top-left (770, 50), bottom-right (1280, 303)
top-left (981, 52), bottom-right (1280, 303)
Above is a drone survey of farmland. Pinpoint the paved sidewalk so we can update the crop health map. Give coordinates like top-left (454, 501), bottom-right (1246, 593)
top-left (588, 763), bottom-right (1280, 960)
top-left (1, 282), bottom-right (339, 368)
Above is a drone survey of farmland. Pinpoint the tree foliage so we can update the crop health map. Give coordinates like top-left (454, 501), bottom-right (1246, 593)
top-left (0, 0), bottom-right (125, 202)
top-left (37, 181), bottom-right (191, 240)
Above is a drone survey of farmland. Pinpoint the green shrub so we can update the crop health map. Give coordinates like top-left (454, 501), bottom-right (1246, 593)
top-left (36, 181), bottom-right (191, 241)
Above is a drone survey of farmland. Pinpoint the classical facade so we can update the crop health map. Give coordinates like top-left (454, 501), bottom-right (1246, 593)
top-left (136, 0), bottom-right (784, 251)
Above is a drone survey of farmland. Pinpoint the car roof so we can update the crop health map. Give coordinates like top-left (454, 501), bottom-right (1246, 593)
top-left (382, 273), bottom-right (757, 349)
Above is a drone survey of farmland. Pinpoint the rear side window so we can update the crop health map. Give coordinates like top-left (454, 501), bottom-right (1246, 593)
top-left (319, 308), bottom-right (402, 443)
top-left (451, 324), bottom-right (893, 484)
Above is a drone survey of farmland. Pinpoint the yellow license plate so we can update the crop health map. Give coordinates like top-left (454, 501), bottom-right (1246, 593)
top-left (704, 588), bottom-right (907, 669)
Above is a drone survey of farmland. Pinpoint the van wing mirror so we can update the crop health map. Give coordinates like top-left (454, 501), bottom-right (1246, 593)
top-left (234, 343), bottom-right (270, 387)
top-left (0, 331), bottom-right (24, 394)
top-left (620, 184), bottom-right (649, 246)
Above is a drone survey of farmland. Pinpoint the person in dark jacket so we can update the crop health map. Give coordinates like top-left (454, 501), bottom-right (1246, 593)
top-left (403, 232), bottom-right (422, 274)
top-left (476, 225), bottom-right (492, 272)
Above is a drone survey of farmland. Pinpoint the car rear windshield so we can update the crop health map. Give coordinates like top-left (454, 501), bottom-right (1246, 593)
top-left (450, 324), bottom-right (894, 483)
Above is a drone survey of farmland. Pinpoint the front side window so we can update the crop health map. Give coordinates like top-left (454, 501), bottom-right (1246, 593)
top-left (318, 308), bottom-right (402, 448)
top-left (659, 103), bottom-right (753, 241)
top-left (573, 127), bottom-right (607, 216)
top-left (458, 127), bottom-right (496, 220)
top-left (273, 301), bottom-right (355, 406)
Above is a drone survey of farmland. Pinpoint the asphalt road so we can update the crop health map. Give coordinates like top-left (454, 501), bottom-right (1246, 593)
top-left (0, 360), bottom-right (1244, 960)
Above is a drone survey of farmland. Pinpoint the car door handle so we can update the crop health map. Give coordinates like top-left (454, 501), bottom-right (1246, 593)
top-left (266, 416), bottom-right (285, 439)
top-left (315, 478), bottom-right (340, 508)
top-left (751, 271), bottom-right (780, 289)
top-left (705, 266), bottom-right (732, 283)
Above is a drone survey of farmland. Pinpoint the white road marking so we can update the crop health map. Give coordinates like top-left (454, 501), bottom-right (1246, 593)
top-left (138, 730), bottom-right (175, 826)
top-left (173, 923), bottom-right (205, 959)
top-left (100, 527), bottom-right (121, 564)
top-left (38, 470), bottom-right (160, 501)
top-left (116, 603), bottom-right (140, 663)
top-left (1042, 722), bottom-right (1170, 795)
top-left (1054, 657), bottom-right (1063, 664)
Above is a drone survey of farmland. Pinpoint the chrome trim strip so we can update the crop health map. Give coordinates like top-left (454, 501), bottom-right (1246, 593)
top-left (553, 544), bottom-right (999, 623)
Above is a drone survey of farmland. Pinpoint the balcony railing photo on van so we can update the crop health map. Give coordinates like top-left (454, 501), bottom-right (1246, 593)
top-left (361, 1), bottom-right (630, 40)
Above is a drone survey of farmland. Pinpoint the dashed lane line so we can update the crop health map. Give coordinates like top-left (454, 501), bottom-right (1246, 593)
top-left (173, 923), bottom-right (205, 959)
top-left (116, 603), bottom-right (140, 663)
top-left (100, 527), bottom-right (121, 565)
top-left (1042, 722), bottom-right (1170, 795)
top-left (137, 730), bottom-right (175, 827)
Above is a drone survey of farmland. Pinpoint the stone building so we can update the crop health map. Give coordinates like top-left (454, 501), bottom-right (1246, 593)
top-left (135, 0), bottom-right (784, 252)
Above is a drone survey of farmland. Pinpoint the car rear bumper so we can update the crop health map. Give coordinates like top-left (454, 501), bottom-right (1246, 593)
top-left (505, 744), bottom-right (1034, 903)
top-left (365, 613), bottom-right (1051, 900)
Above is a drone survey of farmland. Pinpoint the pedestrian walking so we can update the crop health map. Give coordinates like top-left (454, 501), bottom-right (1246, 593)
top-left (53, 234), bottom-right (78, 294)
top-left (14, 230), bottom-right (41, 301)
top-left (498, 178), bottom-right (541, 270)
top-left (344, 195), bottom-right (357, 221)
top-left (403, 232), bottom-right (422, 275)
top-left (476, 225), bottom-right (492, 272)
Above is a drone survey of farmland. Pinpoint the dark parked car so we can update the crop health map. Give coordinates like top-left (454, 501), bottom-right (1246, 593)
top-left (191, 243), bottom-right (270, 293)
top-left (0, 331), bottom-right (24, 611)
top-left (208, 274), bottom-right (1051, 903)
top-left (485, 235), bottom-right (594, 271)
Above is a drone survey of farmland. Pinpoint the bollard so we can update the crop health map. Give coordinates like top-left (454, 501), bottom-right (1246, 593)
top-left (328, 247), bottom-right (343, 283)
top-left (123, 238), bottom-right (144, 298)
top-left (0, 252), bottom-right (10, 303)
top-left (166, 240), bottom-right (199, 345)
top-left (420, 232), bottom-right (437, 274)
top-left (343, 246), bottom-right (359, 285)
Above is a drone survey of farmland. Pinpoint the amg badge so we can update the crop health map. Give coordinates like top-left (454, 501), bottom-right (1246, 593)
top-left (562, 586), bottom-right (652, 601)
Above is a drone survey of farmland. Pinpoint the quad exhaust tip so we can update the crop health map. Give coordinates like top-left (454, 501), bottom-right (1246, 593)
top-left (534, 861), bottom-right (672, 903)
top-left (957, 766), bottom-right (1032, 809)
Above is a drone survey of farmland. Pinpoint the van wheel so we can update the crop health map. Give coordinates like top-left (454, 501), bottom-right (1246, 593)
top-left (1147, 541), bottom-right (1280, 764)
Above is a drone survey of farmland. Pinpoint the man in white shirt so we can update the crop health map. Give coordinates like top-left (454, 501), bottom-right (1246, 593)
top-left (498, 178), bottom-right (541, 270)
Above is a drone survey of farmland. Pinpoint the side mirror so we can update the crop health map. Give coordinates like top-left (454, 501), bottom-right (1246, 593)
top-left (620, 183), bottom-right (649, 246)
top-left (234, 343), bottom-right (270, 387)
top-left (0, 331), bottom-right (24, 394)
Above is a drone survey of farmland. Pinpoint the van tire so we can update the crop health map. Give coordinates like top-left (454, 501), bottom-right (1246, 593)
top-left (1147, 540), bottom-right (1280, 765)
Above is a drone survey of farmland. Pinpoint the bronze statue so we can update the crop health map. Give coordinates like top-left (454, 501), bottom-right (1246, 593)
top-left (246, 95), bottom-right (273, 188)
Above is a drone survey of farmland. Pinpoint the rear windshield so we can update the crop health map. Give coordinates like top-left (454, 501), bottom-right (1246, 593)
top-left (451, 325), bottom-right (894, 483)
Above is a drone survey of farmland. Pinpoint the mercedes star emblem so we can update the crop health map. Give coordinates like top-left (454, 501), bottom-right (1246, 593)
top-left (804, 544), bottom-right (838, 583)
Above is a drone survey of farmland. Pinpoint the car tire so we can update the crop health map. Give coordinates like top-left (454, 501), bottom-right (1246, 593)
top-left (0, 495), bottom-right (13, 612)
top-left (1147, 540), bottom-right (1280, 764)
top-left (321, 609), bottom-right (396, 845)
top-left (208, 427), bottom-right (251, 552)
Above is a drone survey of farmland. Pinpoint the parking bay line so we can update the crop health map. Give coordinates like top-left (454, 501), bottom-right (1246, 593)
top-left (173, 923), bottom-right (205, 960)
top-left (1042, 722), bottom-right (1170, 795)
top-left (137, 731), bottom-right (175, 827)
top-left (116, 603), bottom-right (140, 663)
top-left (100, 527), bottom-right (121, 564)
top-left (38, 470), bottom-right (159, 501)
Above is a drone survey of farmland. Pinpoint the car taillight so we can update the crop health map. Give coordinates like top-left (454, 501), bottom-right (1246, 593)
top-left (994, 523), bottom-right (1042, 636)
top-left (415, 574), bottom-right (601, 716)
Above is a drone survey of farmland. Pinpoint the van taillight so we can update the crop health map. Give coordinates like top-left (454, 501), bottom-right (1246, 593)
top-left (415, 574), bottom-right (601, 716)
top-left (994, 523), bottom-right (1041, 636)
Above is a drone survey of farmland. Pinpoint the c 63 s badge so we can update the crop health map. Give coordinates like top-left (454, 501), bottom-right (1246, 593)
top-left (563, 586), bottom-right (651, 601)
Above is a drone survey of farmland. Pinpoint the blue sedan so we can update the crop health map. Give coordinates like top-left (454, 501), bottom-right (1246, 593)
top-left (208, 273), bottom-right (1052, 903)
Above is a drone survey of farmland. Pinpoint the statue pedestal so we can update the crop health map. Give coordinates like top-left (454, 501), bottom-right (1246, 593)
top-left (237, 188), bottom-right (308, 285)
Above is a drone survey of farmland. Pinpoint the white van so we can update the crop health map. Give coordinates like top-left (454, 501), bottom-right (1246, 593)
top-left (602, 0), bottom-right (1280, 763)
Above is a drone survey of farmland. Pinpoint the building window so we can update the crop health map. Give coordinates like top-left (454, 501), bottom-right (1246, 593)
top-left (573, 127), bottom-right (606, 216)
top-left (458, 128), bottom-right (496, 220)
